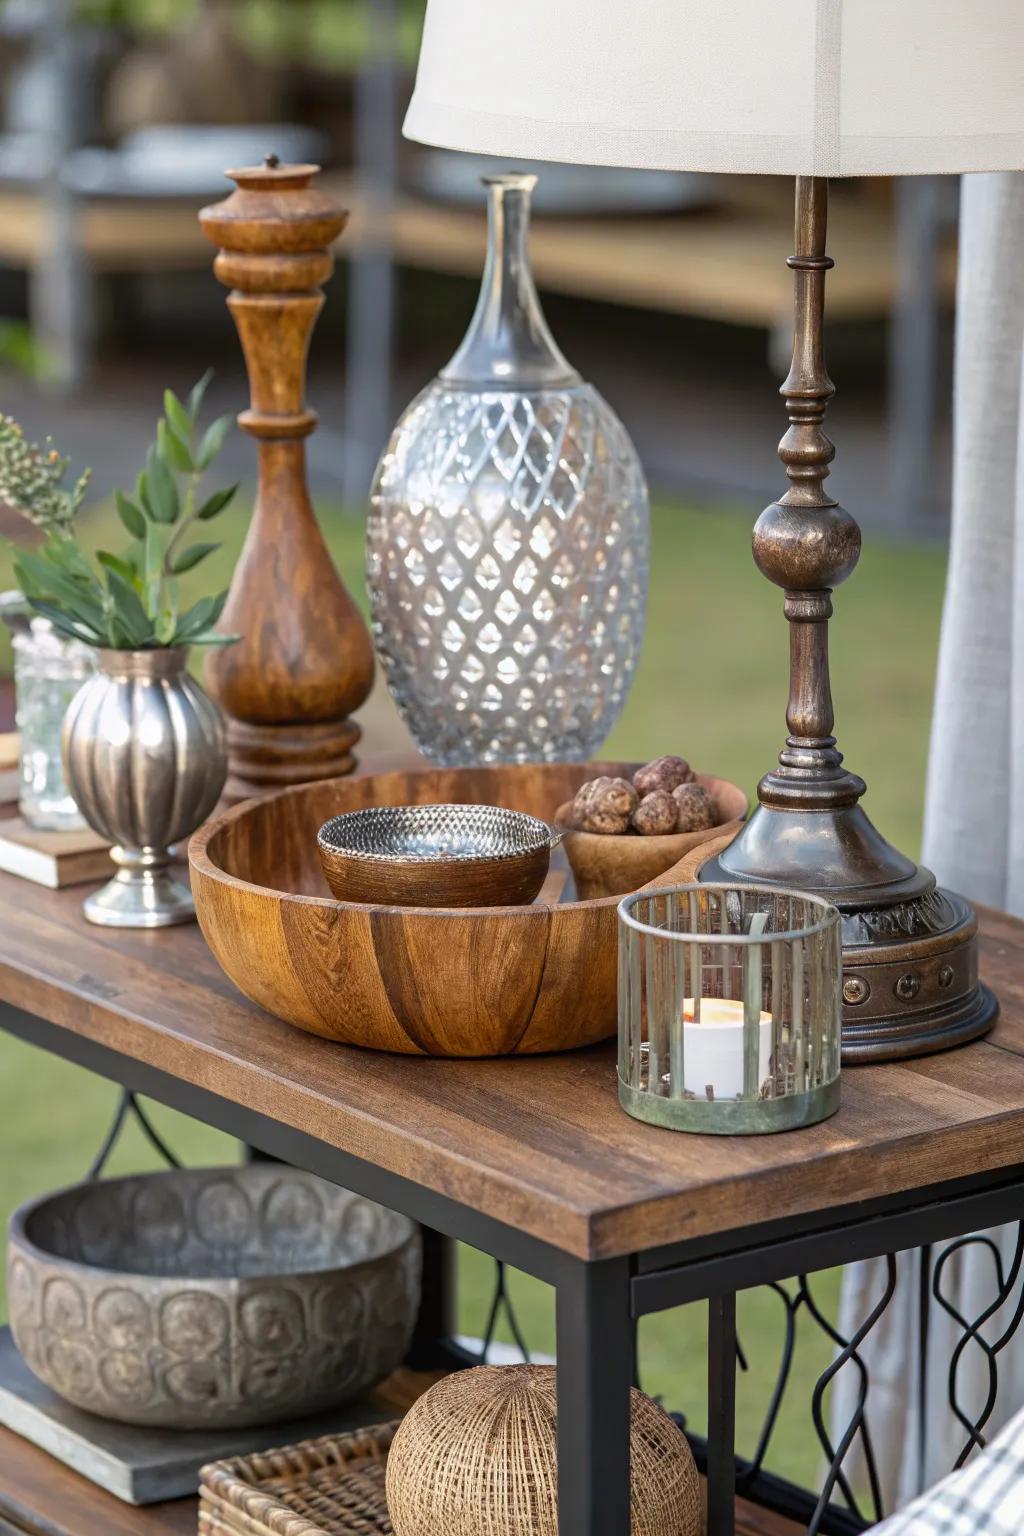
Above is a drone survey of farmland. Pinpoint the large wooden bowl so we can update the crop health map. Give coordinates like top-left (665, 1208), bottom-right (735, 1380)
top-left (191, 762), bottom-right (729, 1057)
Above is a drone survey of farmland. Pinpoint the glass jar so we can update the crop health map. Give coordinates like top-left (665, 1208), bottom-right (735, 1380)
top-left (367, 174), bottom-right (649, 766)
top-left (618, 883), bottom-right (842, 1134)
top-left (13, 617), bottom-right (94, 831)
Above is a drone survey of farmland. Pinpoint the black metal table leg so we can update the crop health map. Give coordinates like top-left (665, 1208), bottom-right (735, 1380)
top-left (407, 1226), bottom-right (464, 1370)
top-left (707, 1293), bottom-right (738, 1536)
top-left (555, 1256), bottom-right (632, 1535)
top-left (917, 1243), bottom-right (932, 1496)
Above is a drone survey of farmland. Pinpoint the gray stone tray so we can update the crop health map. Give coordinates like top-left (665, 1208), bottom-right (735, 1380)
top-left (0, 1327), bottom-right (389, 1506)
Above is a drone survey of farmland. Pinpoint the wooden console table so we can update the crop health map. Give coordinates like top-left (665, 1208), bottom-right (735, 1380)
top-left (2, 860), bottom-right (1024, 1535)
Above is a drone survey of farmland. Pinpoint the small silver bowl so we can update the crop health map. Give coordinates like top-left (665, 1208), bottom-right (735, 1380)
top-left (317, 803), bottom-right (563, 908)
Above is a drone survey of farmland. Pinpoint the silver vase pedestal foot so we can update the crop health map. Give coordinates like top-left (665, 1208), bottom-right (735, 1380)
top-left (83, 846), bottom-right (196, 929)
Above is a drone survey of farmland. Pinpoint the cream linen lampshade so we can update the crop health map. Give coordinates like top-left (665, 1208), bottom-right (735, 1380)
top-left (404, 0), bottom-right (1024, 176)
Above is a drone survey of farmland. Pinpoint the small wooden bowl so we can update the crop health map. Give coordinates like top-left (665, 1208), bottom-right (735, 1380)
top-left (554, 774), bottom-right (748, 901)
top-left (317, 803), bottom-right (560, 908)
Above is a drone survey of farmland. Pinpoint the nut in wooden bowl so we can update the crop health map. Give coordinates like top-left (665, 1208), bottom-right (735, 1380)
top-left (317, 803), bottom-right (563, 908)
top-left (555, 774), bottom-right (748, 901)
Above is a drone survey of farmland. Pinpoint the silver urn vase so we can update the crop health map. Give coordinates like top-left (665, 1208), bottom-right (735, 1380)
top-left (63, 648), bottom-right (227, 928)
top-left (367, 173), bottom-right (650, 766)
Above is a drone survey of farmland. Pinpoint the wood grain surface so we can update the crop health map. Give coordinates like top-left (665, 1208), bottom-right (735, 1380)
top-left (3, 831), bottom-right (1024, 1258)
top-left (0, 1426), bottom-right (195, 1536)
top-left (190, 762), bottom-right (647, 1056)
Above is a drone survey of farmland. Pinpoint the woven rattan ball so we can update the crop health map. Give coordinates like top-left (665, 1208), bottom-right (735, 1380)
top-left (385, 1364), bottom-right (701, 1536)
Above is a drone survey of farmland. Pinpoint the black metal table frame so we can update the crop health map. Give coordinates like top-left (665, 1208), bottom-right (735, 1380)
top-left (5, 1000), bottom-right (1024, 1536)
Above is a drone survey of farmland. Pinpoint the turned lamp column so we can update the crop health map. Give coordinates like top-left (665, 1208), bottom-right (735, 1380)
top-left (703, 176), bottom-right (996, 1060)
top-left (199, 159), bottom-right (374, 802)
top-left (716, 181), bottom-right (904, 849)
top-left (752, 178), bottom-right (867, 819)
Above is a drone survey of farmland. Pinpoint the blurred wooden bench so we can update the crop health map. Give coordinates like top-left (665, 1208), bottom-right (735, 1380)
top-left (0, 172), bottom-right (954, 527)
top-left (0, 175), bottom-right (953, 328)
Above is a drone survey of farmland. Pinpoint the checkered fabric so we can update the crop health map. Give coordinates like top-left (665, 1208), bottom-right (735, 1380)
top-left (871, 1406), bottom-right (1024, 1535)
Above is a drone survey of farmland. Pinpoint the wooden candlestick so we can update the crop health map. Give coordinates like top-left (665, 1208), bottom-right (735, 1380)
top-left (199, 158), bottom-right (375, 802)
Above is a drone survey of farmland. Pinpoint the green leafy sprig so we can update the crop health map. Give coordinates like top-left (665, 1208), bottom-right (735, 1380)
top-left (6, 373), bottom-right (240, 651)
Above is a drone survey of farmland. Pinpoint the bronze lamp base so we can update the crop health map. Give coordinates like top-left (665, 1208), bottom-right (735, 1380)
top-left (702, 804), bottom-right (997, 1063)
top-left (700, 176), bottom-right (996, 1062)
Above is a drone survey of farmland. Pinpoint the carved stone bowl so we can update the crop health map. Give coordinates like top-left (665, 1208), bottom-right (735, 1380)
top-left (7, 1166), bottom-right (421, 1429)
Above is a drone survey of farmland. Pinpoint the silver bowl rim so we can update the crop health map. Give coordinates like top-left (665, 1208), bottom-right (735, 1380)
top-left (316, 802), bottom-right (561, 865)
top-left (8, 1164), bottom-right (419, 1287)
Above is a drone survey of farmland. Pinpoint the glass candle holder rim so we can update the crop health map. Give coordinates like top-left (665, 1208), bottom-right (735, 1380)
top-left (618, 881), bottom-right (841, 945)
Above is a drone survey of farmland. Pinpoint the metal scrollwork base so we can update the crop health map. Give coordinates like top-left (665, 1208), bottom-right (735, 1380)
top-left (932, 1222), bottom-right (1024, 1468)
top-left (478, 1260), bottom-right (532, 1365)
top-left (667, 1226), bottom-right (1024, 1536)
top-left (87, 1088), bottom-right (181, 1180)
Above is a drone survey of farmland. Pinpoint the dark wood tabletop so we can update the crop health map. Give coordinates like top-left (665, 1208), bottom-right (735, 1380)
top-left (2, 856), bottom-right (1024, 1261)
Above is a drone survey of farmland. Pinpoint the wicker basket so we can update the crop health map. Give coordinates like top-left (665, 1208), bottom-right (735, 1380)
top-left (199, 1423), bottom-right (399, 1536)
top-left (199, 1373), bottom-right (701, 1536)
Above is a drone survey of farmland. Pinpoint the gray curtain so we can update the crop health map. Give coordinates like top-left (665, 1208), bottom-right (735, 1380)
top-left (833, 171), bottom-right (1024, 1511)
top-left (924, 171), bottom-right (1024, 903)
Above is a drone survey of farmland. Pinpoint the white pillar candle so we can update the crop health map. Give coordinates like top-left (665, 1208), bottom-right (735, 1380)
top-left (681, 998), bottom-right (772, 1101)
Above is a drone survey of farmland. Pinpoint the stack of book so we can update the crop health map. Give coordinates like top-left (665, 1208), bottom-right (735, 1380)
top-left (0, 734), bottom-right (110, 887)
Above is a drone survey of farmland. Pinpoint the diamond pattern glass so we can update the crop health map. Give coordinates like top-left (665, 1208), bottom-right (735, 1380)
top-left (368, 382), bottom-right (648, 764)
top-left (367, 176), bottom-right (649, 765)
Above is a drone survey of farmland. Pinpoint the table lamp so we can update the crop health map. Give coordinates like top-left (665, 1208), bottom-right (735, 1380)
top-left (403, 0), bottom-right (1024, 1060)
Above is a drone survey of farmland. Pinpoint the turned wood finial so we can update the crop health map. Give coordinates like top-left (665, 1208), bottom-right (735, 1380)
top-left (199, 161), bottom-right (374, 802)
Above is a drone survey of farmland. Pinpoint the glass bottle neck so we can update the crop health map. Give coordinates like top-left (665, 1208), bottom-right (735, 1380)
top-left (440, 174), bottom-right (579, 391)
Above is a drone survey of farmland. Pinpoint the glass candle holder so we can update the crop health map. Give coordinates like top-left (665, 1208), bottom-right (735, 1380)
top-left (12, 618), bottom-right (94, 832)
top-left (618, 883), bottom-right (842, 1134)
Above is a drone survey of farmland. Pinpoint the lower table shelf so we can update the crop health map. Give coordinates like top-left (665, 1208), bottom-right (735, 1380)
top-left (0, 1424), bottom-right (193, 1536)
top-left (0, 1422), bottom-right (805, 1536)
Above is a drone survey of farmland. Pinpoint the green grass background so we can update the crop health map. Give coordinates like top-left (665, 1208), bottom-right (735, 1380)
top-left (0, 496), bottom-right (947, 1489)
